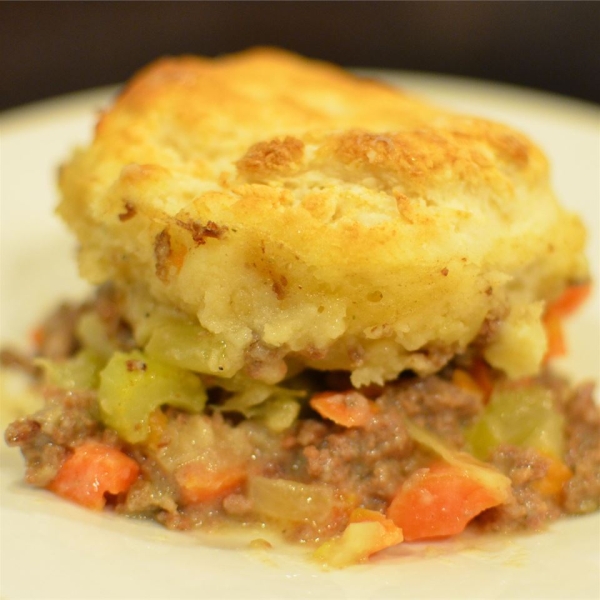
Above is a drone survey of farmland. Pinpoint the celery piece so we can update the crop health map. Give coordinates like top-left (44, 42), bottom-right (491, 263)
top-left (35, 349), bottom-right (104, 391)
top-left (215, 375), bottom-right (276, 413)
top-left (405, 418), bottom-right (512, 502)
top-left (214, 373), bottom-right (305, 430)
top-left (248, 476), bottom-right (334, 524)
top-left (465, 386), bottom-right (565, 460)
top-left (98, 350), bottom-right (206, 444)
top-left (313, 521), bottom-right (389, 568)
top-left (144, 314), bottom-right (237, 377)
top-left (252, 397), bottom-right (301, 432)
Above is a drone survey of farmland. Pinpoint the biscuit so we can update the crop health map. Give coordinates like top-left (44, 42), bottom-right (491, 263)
top-left (58, 48), bottom-right (588, 385)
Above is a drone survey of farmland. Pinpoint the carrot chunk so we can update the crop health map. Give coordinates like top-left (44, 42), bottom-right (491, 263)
top-left (310, 390), bottom-right (373, 428)
top-left (534, 456), bottom-right (573, 497)
top-left (543, 310), bottom-right (567, 360)
top-left (386, 461), bottom-right (504, 541)
top-left (452, 369), bottom-right (484, 397)
top-left (175, 461), bottom-right (246, 504)
top-left (49, 442), bottom-right (139, 510)
top-left (547, 283), bottom-right (591, 318)
top-left (469, 359), bottom-right (494, 403)
top-left (543, 283), bottom-right (591, 361)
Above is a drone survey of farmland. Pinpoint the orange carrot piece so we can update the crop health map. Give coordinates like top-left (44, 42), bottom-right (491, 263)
top-left (547, 283), bottom-right (591, 318)
top-left (386, 461), bottom-right (504, 542)
top-left (30, 326), bottom-right (45, 350)
top-left (176, 461), bottom-right (246, 504)
top-left (49, 442), bottom-right (139, 510)
top-left (469, 359), bottom-right (494, 403)
top-left (534, 456), bottom-right (573, 497)
top-left (543, 310), bottom-right (567, 360)
top-left (452, 369), bottom-right (484, 397)
top-left (310, 390), bottom-right (373, 428)
top-left (543, 283), bottom-right (591, 361)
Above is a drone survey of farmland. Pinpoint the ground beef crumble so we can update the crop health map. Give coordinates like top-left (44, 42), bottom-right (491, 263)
top-left (562, 382), bottom-right (600, 514)
top-left (5, 387), bottom-right (100, 486)
top-left (475, 445), bottom-right (561, 531)
top-left (288, 376), bottom-right (484, 512)
top-left (389, 375), bottom-right (484, 448)
top-left (121, 450), bottom-right (180, 516)
top-left (35, 302), bottom-right (85, 360)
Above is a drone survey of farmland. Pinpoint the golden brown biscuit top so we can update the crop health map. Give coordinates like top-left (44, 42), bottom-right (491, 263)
top-left (58, 48), bottom-right (588, 384)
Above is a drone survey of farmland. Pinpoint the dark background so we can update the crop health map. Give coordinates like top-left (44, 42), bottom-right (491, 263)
top-left (2, 1), bottom-right (599, 112)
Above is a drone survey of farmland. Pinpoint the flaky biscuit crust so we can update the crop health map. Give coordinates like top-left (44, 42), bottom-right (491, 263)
top-left (58, 48), bottom-right (588, 384)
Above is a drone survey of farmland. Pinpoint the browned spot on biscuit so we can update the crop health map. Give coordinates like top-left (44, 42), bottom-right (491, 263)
top-left (493, 132), bottom-right (530, 166)
top-left (118, 201), bottom-right (137, 222)
top-left (176, 219), bottom-right (228, 246)
top-left (154, 229), bottom-right (172, 282)
top-left (237, 136), bottom-right (304, 178)
top-left (332, 130), bottom-right (432, 177)
top-left (393, 191), bottom-right (415, 223)
top-left (272, 274), bottom-right (288, 300)
top-left (441, 268), bottom-right (449, 277)
top-left (126, 359), bottom-right (147, 372)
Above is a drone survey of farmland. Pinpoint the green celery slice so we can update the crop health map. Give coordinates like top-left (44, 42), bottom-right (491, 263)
top-left (465, 386), bottom-right (565, 460)
top-left (98, 350), bottom-right (206, 443)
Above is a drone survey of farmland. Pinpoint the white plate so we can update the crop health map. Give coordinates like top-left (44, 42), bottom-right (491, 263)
top-left (1, 73), bottom-right (599, 600)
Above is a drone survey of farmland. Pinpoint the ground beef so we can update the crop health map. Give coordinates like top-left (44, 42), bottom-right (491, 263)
top-left (1, 283), bottom-right (134, 382)
top-left (472, 315), bottom-right (504, 348)
top-left (4, 387), bottom-right (101, 486)
top-left (294, 375), bottom-right (482, 510)
top-left (35, 302), bottom-right (85, 360)
top-left (302, 421), bottom-right (415, 511)
top-left (92, 283), bottom-right (136, 351)
top-left (0, 348), bottom-right (41, 378)
top-left (4, 418), bottom-right (67, 486)
top-left (287, 419), bottom-right (328, 448)
top-left (562, 382), bottom-right (600, 514)
top-left (120, 450), bottom-right (180, 516)
top-left (156, 509), bottom-right (195, 531)
top-left (38, 388), bottom-right (100, 445)
top-left (475, 445), bottom-right (561, 532)
top-left (388, 375), bottom-right (484, 448)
